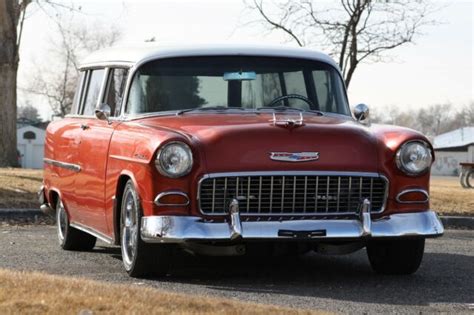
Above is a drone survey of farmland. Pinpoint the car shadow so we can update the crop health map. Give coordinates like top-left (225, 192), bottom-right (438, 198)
top-left (93, 243), bottom-right (472, 307)
top-left (154, 250), bottom-right (473, 307)
top-left (93, 246), bottom-right (121, 260)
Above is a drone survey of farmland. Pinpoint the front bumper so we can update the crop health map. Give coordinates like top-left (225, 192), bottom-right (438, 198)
top-left (141, 210), bottom-right (444, 243)
top-left (38, 185), bottom-right (55, 216)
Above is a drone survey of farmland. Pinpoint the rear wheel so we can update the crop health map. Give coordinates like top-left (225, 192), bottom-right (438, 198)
top-left (367, 239), bottom-right (425, 275)
top-left (56, 199), bottom-right (96, 251)
top-left (120, 180), bottom-right (171, 278)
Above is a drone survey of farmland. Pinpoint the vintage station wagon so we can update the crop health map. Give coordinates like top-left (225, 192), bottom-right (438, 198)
top-left (40, 44), bottom-right (444, 277)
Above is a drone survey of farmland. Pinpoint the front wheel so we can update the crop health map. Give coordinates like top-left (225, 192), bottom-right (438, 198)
top-left (120, 180), bottom-right (171, 278)
top-left (366, 239), bottom-right (425, 275)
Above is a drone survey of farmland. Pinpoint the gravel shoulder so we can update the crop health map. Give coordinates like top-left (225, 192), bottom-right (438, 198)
top-left (0, 225), bottom-right (472, 314)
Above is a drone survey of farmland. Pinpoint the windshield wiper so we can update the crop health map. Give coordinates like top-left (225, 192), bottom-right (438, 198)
top-left (176, 106), bottom-right (247, 115)
top-left (257, 106), bottom-right (324, 116)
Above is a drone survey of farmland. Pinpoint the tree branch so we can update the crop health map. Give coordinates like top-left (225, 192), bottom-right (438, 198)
top-left (252, 0), bottom-right (304, 47)
top-left (246, 0), bottom-right (440, 88)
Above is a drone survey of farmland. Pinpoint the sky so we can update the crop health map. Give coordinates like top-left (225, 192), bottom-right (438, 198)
top-left (18, 0), bottom-right (473, 120)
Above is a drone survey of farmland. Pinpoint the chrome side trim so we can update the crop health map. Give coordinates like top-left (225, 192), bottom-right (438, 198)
top-left (109, 155), bottom-right (150, 165)
top-left (140, 210), bottom-right (444, 243)
top-left (396, 189), bottom-right (429, 204)
top-left (197, 171), bottom-right (389, 215)
top-left (154, 191), bottom-right (190, 206)
top-left (43, 158), bottom-right (81, 172)
top-left (70, 222), bottom-right (113, 244)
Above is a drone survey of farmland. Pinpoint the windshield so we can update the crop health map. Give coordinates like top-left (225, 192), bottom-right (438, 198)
top-left (126, 56), bottom-right (350, 115)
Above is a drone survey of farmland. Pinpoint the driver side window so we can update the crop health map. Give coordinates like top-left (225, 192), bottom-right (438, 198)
top-left (313, 70), bottom-right (335, 113)
top-left (104, 68), bottom-right (129, 116)
top-left (81, 69), bottom-right (106, 116)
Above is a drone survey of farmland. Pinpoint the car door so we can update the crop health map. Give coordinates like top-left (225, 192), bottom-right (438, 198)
top-left (74, 67), bottom-right (128, 236)
top-left (44, 71), bottom-right (86, 220)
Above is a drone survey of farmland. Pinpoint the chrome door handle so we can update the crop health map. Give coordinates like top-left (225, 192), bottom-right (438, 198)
top-left (80, 124), bottom-right (89, 130)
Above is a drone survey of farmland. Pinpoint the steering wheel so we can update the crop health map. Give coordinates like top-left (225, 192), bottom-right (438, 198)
top-left (266, 94), bottom-right (315, 108)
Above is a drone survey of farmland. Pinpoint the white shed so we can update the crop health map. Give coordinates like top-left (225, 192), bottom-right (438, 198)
top-left (432, 127), bottom-right (474, 176)
top-left (17, 125), bottom-right (46, 169)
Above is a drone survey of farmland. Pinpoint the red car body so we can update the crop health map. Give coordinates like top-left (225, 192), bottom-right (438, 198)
top-left (40, 44), bottom-right (443, 276)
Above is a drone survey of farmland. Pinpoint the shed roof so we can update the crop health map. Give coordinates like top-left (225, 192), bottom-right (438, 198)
top-left (433, 127), bottom-right (474, 149)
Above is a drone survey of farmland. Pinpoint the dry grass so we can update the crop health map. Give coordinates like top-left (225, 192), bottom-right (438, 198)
top-left (0, 269), bottom-right (322, 315)
top-left (0, 168), bottom-right (42, 209)
top-left (430, 177), bottom-right (474, 216)
top-left (0, 168), bottom-right (471, 216)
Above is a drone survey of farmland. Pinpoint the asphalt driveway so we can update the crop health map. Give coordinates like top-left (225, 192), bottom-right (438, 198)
top-left (0, 225), bottom-right (472, 314)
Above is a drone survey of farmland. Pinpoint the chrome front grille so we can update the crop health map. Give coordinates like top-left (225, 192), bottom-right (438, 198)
top-left (198, 172), bottom-right (388, 215)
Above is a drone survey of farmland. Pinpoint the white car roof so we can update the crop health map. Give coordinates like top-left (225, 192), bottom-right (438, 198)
top-left (80, 43), bottom-right (340, 70)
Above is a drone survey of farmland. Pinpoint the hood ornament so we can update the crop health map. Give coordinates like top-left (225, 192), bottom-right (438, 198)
top-left (270, 112), bottom-right (304, 128)
top-left (270, 152), bottom-right (319, 162)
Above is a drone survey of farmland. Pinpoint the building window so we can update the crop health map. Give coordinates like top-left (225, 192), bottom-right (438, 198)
top-left (23, 131), bottom-right (36, 140)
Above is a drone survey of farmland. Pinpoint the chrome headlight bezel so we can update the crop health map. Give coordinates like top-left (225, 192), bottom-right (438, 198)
top-left (155, 141), bottom-right (193, 178)
top-left (395, 140), bottom-right (433, 176)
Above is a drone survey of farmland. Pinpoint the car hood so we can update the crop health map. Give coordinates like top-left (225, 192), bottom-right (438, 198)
top-left (138, 113), bottom-right (380, 174)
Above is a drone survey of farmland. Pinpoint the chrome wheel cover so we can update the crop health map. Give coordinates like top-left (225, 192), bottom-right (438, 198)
top-left (121, 186), bottom-right (139, 270)
top-left (56, 200), bottom-right (67, 244)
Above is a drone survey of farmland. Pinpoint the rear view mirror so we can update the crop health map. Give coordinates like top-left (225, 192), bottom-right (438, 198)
top-left (223, 71), bottom-right (256, 81)
top-left (95, 103), bottom-right (112, 124)
top-left (354, 104), bottom-right (370, 122)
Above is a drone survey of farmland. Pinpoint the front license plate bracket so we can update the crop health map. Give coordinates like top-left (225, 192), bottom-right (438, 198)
top-left (278, 229), bottom-right (327, 238)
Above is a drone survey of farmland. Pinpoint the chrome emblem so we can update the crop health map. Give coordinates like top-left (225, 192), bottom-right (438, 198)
top-left (269, 152), bottom-right (319, 162)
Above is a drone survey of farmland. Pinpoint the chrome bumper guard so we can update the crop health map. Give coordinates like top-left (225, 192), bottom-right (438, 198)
top-left (141, 199), bottom-right (444, 243)
top-left (38, 186), bottom-right (55, 216)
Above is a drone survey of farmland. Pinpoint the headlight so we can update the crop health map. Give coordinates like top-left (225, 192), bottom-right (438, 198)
top-left (396, 140), bottom-right (432, 176)
top-left (155, 141), bottom-right (193, 178)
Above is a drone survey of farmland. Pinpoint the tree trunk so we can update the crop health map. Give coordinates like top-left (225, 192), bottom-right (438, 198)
top-left (0, 64), bottom-right (18, 166)
top-left (0, 0), bottom-right (20, 167)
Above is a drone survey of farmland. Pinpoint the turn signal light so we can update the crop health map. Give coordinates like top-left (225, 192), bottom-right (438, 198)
top-left (154, 191), bottom-right (190, 206)
top-left (396, 189), bottom-right (429, 204)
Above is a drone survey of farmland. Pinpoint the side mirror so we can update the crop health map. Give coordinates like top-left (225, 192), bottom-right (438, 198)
top-left (95, 103), bottom-right (112, 124)
top-left (354, 103), bottom-right (370, 122)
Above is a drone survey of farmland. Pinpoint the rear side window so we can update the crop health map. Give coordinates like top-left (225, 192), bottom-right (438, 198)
top-left (82, 69), bottom-right (105, 116)
top-left (104, 68), bottom-right (128, 116)
top-left (70, 71), bottom-right (85, 115)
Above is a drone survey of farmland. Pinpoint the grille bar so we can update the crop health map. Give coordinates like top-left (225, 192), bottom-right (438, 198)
top-left (198, 172), bottom-right (388, 216)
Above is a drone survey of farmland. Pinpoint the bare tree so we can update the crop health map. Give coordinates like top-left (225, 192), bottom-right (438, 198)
top-left (0, 0), bottom-right (78, 166)
top-left (374, 102), bottom-right (473, 137)
top-left (246, 0), bottom-right (438, 87)
top-left (17, 101), bottom-right (41, 122)
top-left (454, 102), bottom-right (474, 127)
top-left (415, 104), bottom-right (453, 137)
top-left (24, 21), bottom-right (121, 117)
